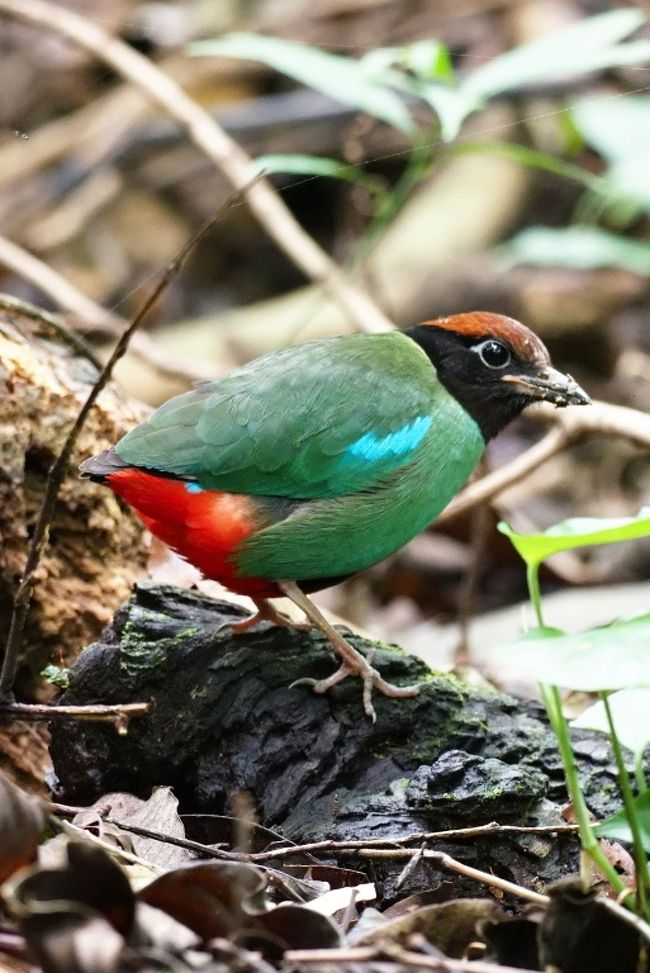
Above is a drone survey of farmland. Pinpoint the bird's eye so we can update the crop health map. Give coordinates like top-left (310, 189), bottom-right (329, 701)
top-left (476, 339), bottom-right (511, 369)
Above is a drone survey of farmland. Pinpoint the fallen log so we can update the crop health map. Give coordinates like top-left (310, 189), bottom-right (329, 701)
top-left (49, 582), bottom-right (627, 903)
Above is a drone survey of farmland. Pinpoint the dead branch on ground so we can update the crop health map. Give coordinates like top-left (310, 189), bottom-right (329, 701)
top-left (0, 0), bottom-right (393, 335)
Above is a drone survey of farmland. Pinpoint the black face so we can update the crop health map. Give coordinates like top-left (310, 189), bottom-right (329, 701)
top-left (406, 324), bottom-right (590, 441)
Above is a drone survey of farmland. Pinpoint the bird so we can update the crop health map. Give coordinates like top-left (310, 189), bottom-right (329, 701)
top-left (80, 311), bottom-right (590, 718)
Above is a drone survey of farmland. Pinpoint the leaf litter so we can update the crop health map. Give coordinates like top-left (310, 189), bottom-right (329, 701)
top-left (1, 770), bottom-right (649, 972)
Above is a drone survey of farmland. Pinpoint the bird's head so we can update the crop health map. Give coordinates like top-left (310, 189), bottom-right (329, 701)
top-left (407, 311), bottom-right (590, 441)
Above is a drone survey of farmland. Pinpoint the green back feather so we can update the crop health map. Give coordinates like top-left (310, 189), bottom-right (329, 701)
top-left (117, 332), bottom-right (460, 499)
top-left (117, 331), bottom-right (486, 579)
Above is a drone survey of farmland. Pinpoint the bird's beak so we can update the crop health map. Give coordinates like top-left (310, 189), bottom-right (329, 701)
top-left (501, 367), bottom-right (591, 407)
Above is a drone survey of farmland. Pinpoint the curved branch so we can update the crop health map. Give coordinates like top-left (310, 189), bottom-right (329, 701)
top-left (440, 400), bottom-right (650, 524)
top-left (0, 233), bottom-right (214, 383)
top-left (0, 0), bottom-right (393, 335)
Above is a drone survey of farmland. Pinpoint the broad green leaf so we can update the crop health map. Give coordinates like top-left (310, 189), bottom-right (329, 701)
top-left (190, 33), bottom-right (415, 135)
top-left (572, 95), bottom-right (650, 161)
top-left (608, 152), bottom-right (650, 211)
top-left (462, 9), bottom-right (649, 103)
top-left (492, 615), bottom-right (650, 692)
top-left (255, 153), bottom-right (384, 194)
top-left (498, 509), bottom-right (650, 566)
top-left (595, 790), bottom-right (650, 852)
top-left (499, 226), bottom-right (650, 276)
top-left (359, 41), bottom-right (454, 83)
top-left (358, 45), bottom-right (461, 140)
top-left (401, 40), bottom-right (454, 82)
top-left (418, 85), bottom-right (473, 142)
top-left (573, 689), bottom-right (650, 758)
top-left (571, 97), bottom-right (650, 214)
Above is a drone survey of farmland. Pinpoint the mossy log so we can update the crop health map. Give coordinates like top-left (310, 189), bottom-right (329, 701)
top-left (50, 583), bottom-right (625, 902)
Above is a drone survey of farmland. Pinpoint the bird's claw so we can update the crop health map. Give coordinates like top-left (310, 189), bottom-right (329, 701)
top-left (310, 658), bottom-right (420, 722)
top-left (288, 676), bottom-right (319, 689)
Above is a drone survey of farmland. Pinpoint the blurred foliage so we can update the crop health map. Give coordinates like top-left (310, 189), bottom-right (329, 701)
top-left (193, 9), bottom-right (650, 267)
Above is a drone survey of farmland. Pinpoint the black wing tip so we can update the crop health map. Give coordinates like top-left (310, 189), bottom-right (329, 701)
top-left (79, 447), bottom-right (128, 482)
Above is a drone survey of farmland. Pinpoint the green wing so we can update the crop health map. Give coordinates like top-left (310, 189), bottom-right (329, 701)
top-left (116, 332), bottom-right (443, 499)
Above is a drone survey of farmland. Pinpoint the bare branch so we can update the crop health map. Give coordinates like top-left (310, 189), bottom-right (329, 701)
top-left (0, 701), bottom-right (149, 733)
top-left (0, 0), bottom-right (393, 335)
top-left (344, 847), bottom-right (548, 904)
top-left (0, 232), bottom-right (120, 331)
top-left (0, 234), bottom-right (218, 383)
top-left (440, 400), bottom-right (650, 525)
top-left (284, 945), bottom-right (541, 973)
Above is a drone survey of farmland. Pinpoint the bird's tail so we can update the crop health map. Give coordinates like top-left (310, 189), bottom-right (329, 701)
top-left (79, 447), bottom-right (129, 482)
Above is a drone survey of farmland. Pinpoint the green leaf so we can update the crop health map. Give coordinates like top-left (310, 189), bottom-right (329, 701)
top-left (450, 140), bottom-right (604, 192)
top-left (492, 615), bottom-right (650, 692)
top-left (427, 10), bottom-right (650, 139)
top-left (417, 85), bottom-right (473, 142)
top-left (607, 152), bottom-right (650, 212)
top-left (254, 153), bottom-right (384, 194)
top-left (572, 95), bottom-right (650, 162)
top-left (571, 96), bottom-right (650, 214)
top-left (498, 508), bottom-right (650, 566)
top-left (359, 41), bottom-right (454, 83)
top-left (462, 9), bottom-right (649, 103)
top-left (401, 40), bottom-right (454, 82)
top-left (595, 790), bottom-right (650, 852)
top-left (573, 689), bottom-right (650, 758)
top-left (499, 226), bottom-right (650, 276)
top-left (190, 33), bottom-right (416, 134)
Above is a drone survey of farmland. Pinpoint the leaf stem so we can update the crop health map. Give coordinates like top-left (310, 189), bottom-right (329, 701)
top-left (601, 692), bottom-right (650, 917)
top-left (526, 561), bottom-right (544, 628)
top-left (635, 753), bottom-right (648, 796)
top-left (541, 684), bottom-right (630, 900)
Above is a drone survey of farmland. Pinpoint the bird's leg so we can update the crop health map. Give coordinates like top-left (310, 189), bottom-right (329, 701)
top-left (229, 598), bottom-right (311, 635)
top-left (278, 581), bottom-right (420, 721)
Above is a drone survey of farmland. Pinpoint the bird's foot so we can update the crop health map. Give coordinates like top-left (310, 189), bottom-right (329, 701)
top-left (229, 599), bottom-right (311, 636)
top-left (278, 581), bottom-right (421, 720)
top-left (312, 654), bottom-right (420, 722)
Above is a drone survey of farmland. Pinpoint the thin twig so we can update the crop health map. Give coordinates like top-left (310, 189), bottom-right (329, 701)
top-left (394, 842), bottom-right (426, 890)
top-left (0, 0), bottom-right (393, 335)
top-left (0, 183), bottom-right (253, 702)
top-left (50, 809), bottom-right (552, 906)
top-left (48, 809), bottom-right (578, 860)
top-left (0, 701), bottom-right (149, 733)
top-left (55, 818), bottom-right (165, 872)
top-left (68, 813), bottom-right (240, 861)
top-left (339, 848), bottom-right (549, 905)
top-left (283, 945), bottom-right (540, 973)
top-left (242, 822), bottom-right (578, 860)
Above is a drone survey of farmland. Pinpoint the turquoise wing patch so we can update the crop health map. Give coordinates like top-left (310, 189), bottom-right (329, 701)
top-left (343, 415), bottom-right (433, 463)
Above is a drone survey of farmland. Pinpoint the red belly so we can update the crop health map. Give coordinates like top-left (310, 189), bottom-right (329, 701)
top-left (106, 468), bottom-right (281, 599)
